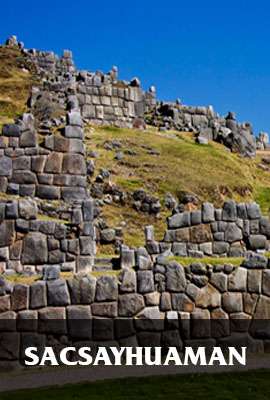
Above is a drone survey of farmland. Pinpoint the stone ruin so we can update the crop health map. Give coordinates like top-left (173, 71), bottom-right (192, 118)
top-left (146, 105), bottom-right (256, 157)
top-left (0, 36), bottom-right (270, 363)
top-left (144, 200), bottom-right (270, 258)
top-left (4, 35), bottom-right (258, 157)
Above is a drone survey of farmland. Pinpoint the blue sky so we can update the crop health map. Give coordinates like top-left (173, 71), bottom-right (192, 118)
top-left (1, 0), bottom-right (270, 134)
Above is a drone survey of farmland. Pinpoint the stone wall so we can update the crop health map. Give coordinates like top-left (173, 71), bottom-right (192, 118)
top-left (23, 45), bottom-right (156, 128)
top-left (0, 111), bottom-right (88, 202)
top-left (144, 201), bottom-right (270, 258)
top-left (0, 198), bottom-right (95, 274)
top-left (1, 253), bottom-right (270, 362)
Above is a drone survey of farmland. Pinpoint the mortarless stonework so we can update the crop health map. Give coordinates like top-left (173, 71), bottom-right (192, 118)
top-left (143, 200), bottom-right (270, 258)
top-left (0, 253), bottom-right (270, 362)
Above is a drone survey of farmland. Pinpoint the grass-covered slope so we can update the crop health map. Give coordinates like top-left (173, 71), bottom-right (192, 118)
top-left (86, 125), bottom-right (270, 248)
top-left (0, 45), bottom-right (36, 127)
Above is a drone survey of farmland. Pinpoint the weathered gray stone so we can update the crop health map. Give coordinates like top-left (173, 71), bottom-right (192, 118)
top-left (222, 292), bottom-right (243, 313)
top-left (91, 302), bottom-right (117, 317)
top-left (160, 292), bottom-right (172, 311)
top-left (168, 212), bottom-right (190, 229)
top-left (67, 305), bottom-right (91, 339)
top-left (119, 268), bottom-right (137, 293)
top-left (18, 199), bottom-right (38, 220)
top-left (172, 242), bottom-right (187, 256)
top-left (195, 284), bottom-right (221, 308)
top-left (11, 284), bottom-right (29, 311)
top-left (0, 221), bottom-right (15, 247)
top-left (100, 228), bottom-right (115, 243)
top-left (237, 203), bottom-right (248, 219)
top-left (137, 271), bottom-right (155, 293)
top-left (246, 203), bottom-right (261, 220)
top-left (247, 270), bottom-right (262, 294)
top-left (254, 295), bottom-right (270, 319)
top-left (243, 293), bottom-right (258, 315)
top-left (228, 267), bottom-right (247, 291)
top-left (64, 125), bottom-right (84, 139)
top-left (199, 242), bottom-right (213, 255)
top-left (202, 202), bottom-right (215, 222)
top-left (189, 224), bottom-right (212, 243)
top-left (210, 272), bottom-right (227, 292)
top-left (47, 279), bottom-right (70, 306)
top-left (22, 232), bottom-right (48, 264)
top-left (68, 275), bottom-right (96, 304)
top-left (0, 156), bottom-right (12, 177)
top-left (213, 241), bottom-right (230, 255)
top-left (260, 217), bottom-right (270, 238)
top-left (249, 234), bottom-right (267, 250)
top-left (44, 152), bottom-right (63, 173)
top-left (190, 210), bottom-right (202, 225)
top-left (262, 270), bottom-right (270, 297)
top-left (0, 295), bottom-right (10, 313)
top-left (20, 130), bottom-right (37, 147)
top-left (42, 265), bottom-right (60, 281)
top-left (121, 248), bottom-right (135, 269)
top-left (144, 291), bottom-right (160, 306)
top-left (67, 111), bottom-right (82, 127)
top-left (242, 254), bottom-right (268, 269)
top-left (95, 275), bottom-right (118, 301)
top-left (62, 154), bottom-right (86, 175)
top-left (166, 262), bottom-right (186, 292)
top-left (36, 185), bottom-right (60, 200)
top-left (224, 223), bottom-right (243, 243)
top-left (222, 200), bottom-right (237, 221)
top-left (118, 293), bottom-right (145, 317)
top-left (2, 124), bottom-right (21, 137)
top-left (171, 293), bottom-right (195, 312)
top-left (30, 281), bottom-right (47, 309)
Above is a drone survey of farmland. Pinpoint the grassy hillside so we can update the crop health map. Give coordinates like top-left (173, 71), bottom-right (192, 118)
top-left (86, 125), bottom-right (270, 248)
top-left (0, 45), bottom-right (270, 251)
top-left (0, 45), bottom-right (36, 127)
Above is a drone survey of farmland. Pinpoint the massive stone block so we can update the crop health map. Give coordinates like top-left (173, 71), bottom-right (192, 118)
top-left (44, 152), bottom-right (63, 173)
top-left (189, 224), bottom-right (212, 244)
top-left (62, 154), bottom-right (86, 175)
top-left (166, 262), bottom-right (186, 292)
top-left (22, 232), bottom-right (48, 264)
top-left (118, 293), bottom-right (145, 317)
top-left (0, 220), bottom-right (15, 247)
top-left (0, 156), bottom-right (12, 177)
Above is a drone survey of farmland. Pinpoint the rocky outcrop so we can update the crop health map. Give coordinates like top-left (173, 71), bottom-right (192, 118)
top-left (146, 104), bottom-right (256, 157)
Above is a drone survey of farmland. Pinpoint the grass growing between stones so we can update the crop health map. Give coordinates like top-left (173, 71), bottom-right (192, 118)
top-left (168, 256), bottom-right (245, 267)
top-left (100, 202), bottom-right (168, 249)
top-left (2, 370), bottom-right (270, 399)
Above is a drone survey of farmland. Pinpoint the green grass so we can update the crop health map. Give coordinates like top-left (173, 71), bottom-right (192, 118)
top-left (169, 256), bottom-right (245, 267)
top-left (0, 46), bottom-right (37, 123)
top-left (86, 125), bottom-right (270, 249)
top-left (255, 187), bottom-right (270, 215)
top-left (2, 370), bottom-right (270, 399)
